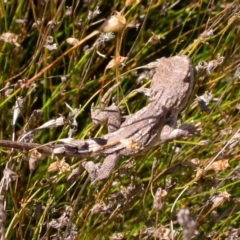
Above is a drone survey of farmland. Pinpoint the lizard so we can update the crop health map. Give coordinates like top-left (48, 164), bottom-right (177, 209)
top-left (0, 55), bottom-right (195, 181)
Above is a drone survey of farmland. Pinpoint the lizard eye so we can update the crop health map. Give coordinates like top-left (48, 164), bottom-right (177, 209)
top-left (184, 75), bottom-right (191, 82)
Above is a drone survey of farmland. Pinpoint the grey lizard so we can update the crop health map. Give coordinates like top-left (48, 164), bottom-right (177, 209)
top-left (0, 55), bottom-right (195, 181)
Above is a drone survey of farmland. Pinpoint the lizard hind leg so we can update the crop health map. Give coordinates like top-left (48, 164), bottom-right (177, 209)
top-left (91, 103), bottom-right (121, 133)
top-left (82, 153), bottom-right (120, 182)
top-left (91, 83), bottom-right (121, 133)
top-left (96, 153), bottom-right (120, 180)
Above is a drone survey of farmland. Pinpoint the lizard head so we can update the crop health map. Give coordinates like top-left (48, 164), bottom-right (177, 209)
top-left (151, 55), bottom-right (194, 111)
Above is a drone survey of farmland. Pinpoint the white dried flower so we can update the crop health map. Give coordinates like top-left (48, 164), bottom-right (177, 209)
top-left (66, 37), bottom-right (80, 46)
top-left (12, 97), bottom-right (24, 126)
top-left (88, 6), bottom-right (101, 20)
top-left (37, 116), bottom-right (65, 129)
top-left (177, 209), bottom-right (196, 240)
top-left (46, 36), bottom-right (54, 44)
top-left (43, 43), bottom-right (58, 51)
top-left (0, 32), bottom-right (20, 47)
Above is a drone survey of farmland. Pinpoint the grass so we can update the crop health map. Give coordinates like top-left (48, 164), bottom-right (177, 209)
top-left (1, 0), bottom-right (240, 239)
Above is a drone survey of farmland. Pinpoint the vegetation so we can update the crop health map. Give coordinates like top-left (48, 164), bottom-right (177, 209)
top-left (0, 0), bottom-right (240, 239)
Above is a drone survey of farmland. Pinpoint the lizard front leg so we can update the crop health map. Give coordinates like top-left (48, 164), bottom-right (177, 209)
top-left (160, 124), bottom-right (196, 142)
top-left (160, 118), bottom-right (197, 142)
top-left (160, 114), bottom-right (197, 142)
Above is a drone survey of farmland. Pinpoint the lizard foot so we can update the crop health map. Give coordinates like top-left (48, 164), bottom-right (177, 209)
top-left (82, 161), bottom-right (102, 182)
top-left (82, 153), bottom-right (120, 182)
